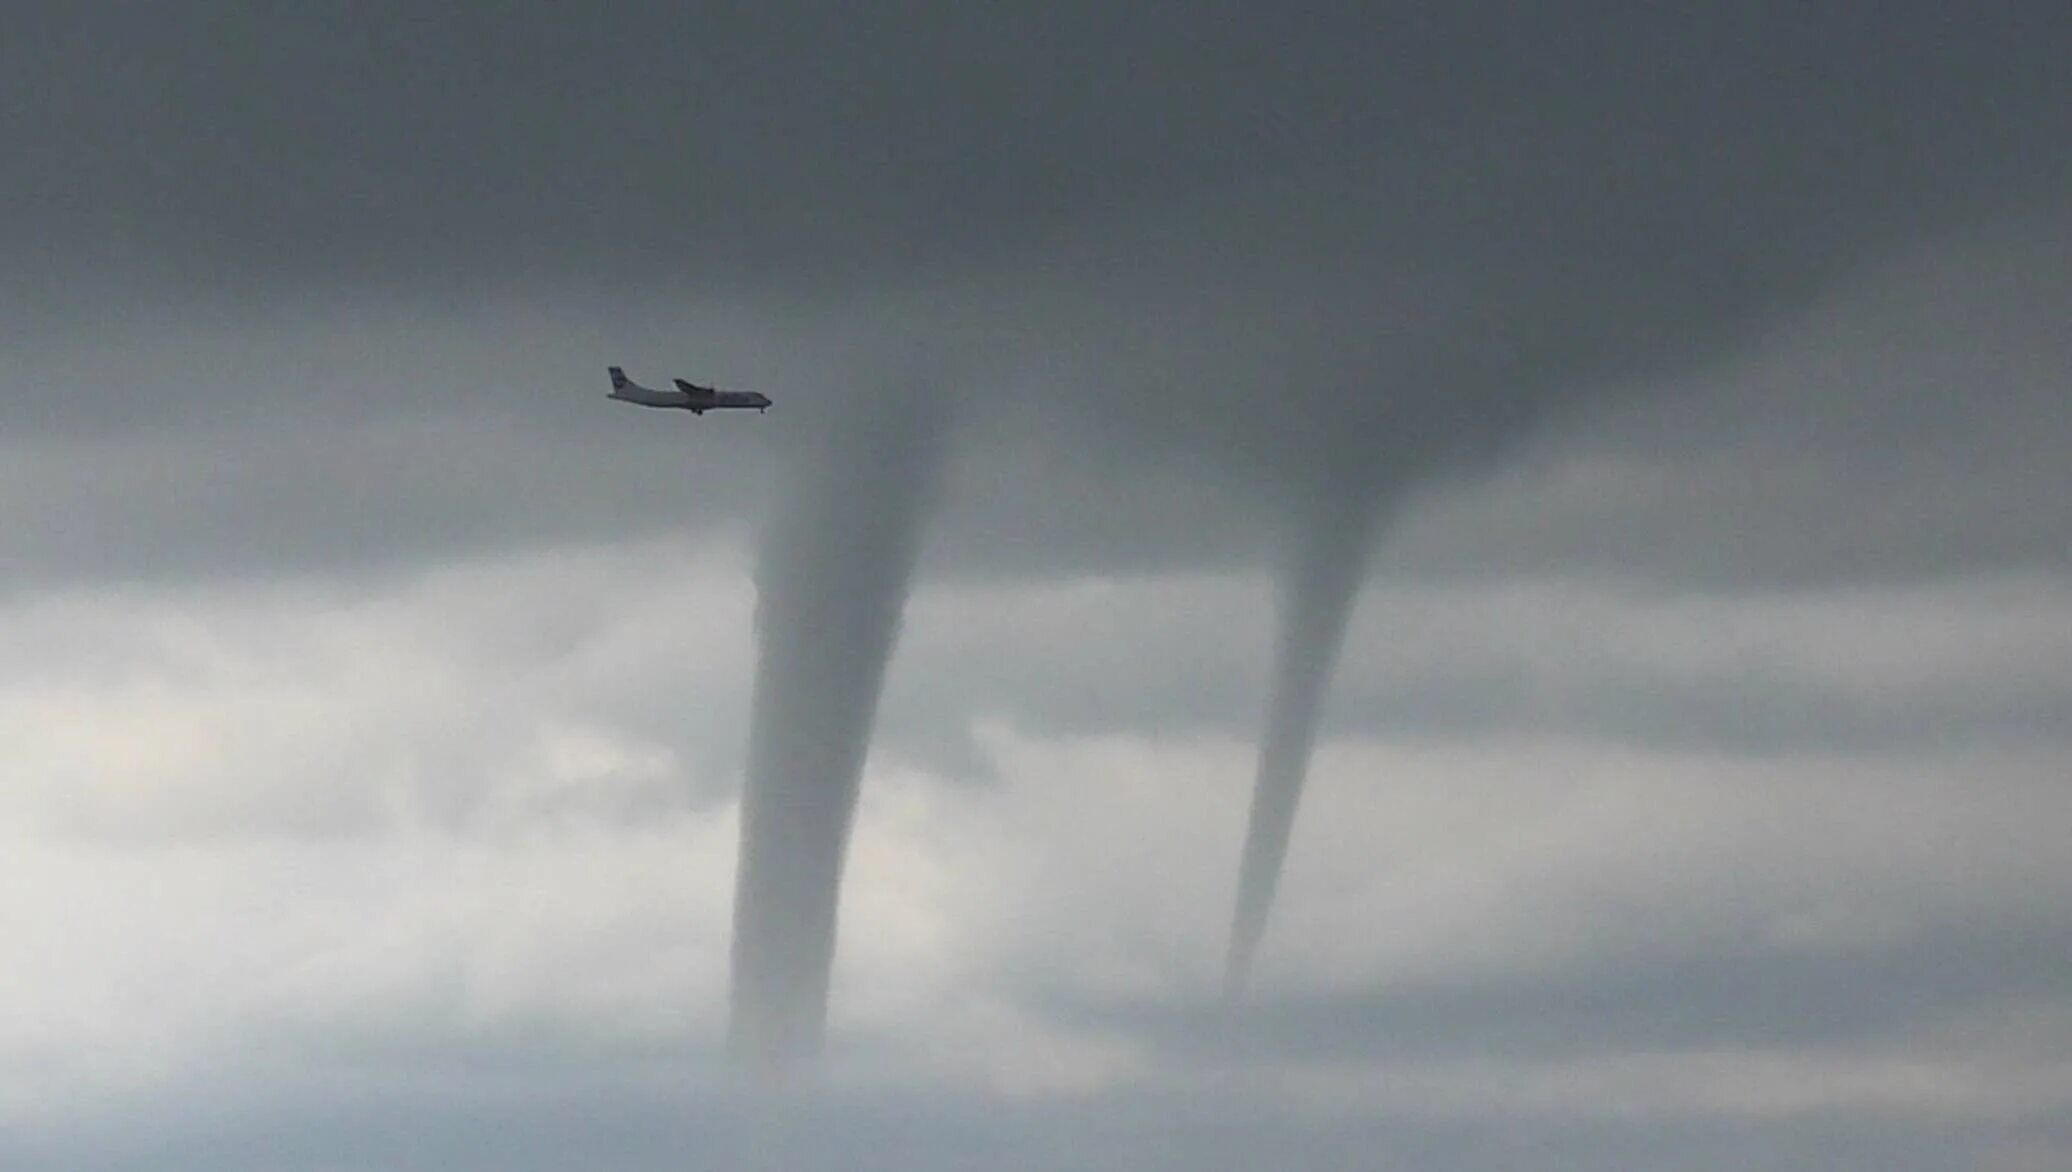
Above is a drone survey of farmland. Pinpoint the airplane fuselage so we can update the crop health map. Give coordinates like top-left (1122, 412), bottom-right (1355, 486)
top-left (607, 367), bottom-right (771, 414)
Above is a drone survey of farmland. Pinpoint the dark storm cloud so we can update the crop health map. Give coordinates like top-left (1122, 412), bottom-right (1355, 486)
top-left (0, 10), bottom-right (2016, 261)
top-left (5, 3), bottom-right (2066, 588)
top-left (1377, 215), bottom-right (2072, 589)
top-left (9, 4), bottom-right (2065, 299)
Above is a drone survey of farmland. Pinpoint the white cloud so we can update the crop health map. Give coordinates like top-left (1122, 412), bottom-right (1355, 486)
top-left (3, 503), bottom-right (2068, 1150)
top-left (0, 535), bottom-right (757, 1117)
top-left (0, 535), bottom-right (756, 844)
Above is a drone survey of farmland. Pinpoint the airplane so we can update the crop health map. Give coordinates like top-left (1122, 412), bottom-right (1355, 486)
top-left (607, 366), bottom-right (771, 414)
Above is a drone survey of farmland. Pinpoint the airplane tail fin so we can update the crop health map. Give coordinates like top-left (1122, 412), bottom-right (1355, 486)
top-left (608, 365), bottom-right (629, 390)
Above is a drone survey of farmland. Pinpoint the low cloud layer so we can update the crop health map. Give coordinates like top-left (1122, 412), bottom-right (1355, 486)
top-left (6, 516), bottom-right (2070, 1166)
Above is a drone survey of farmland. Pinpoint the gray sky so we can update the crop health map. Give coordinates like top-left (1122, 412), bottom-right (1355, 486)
top-left (4, 4), bottom-right (2069, 1168)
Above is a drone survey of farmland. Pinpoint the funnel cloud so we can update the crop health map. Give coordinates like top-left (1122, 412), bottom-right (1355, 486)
top-left (1226, 477), bottom-right (1383, 995)
top-left (730, 386), bottom-right (949, 1075)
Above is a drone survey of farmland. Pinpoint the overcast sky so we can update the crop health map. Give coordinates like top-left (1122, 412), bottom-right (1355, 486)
top-left (4, 4), bottom-right (2070, 1169)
